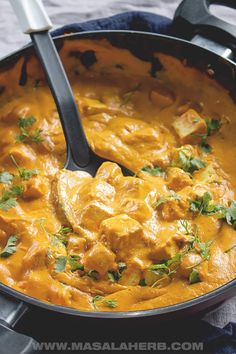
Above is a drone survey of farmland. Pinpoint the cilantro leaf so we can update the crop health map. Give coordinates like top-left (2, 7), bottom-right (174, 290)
top-left (0, 186), bottom-right (23, 211)
top-left (198, 240), bottom-right (212, 260)
top-left (220, 201), bottom-right (236, 229)
top-left (55, 256), bottom-right (67, 273)
top-left (141, 165), bottom-right (165, 177)
top-left (0, 235), bottom-right (18, 258)
top-left (102, 299), bottom-right (118, 308)
top-left (154, 191), bottom-right (181, 208)
top-left (16, 128), bottom-right (29, 142)
top-left (92, 295), bottom-right (104, 310)
top-left (68, 255), bottom-right (84, 272)
top-left (174, 150), bottom-right (206, 174)
top-left (200, 141), bottom-right (212, 154)
top-left (53, 226), bottom-right (72, 246)
top-left (0, 197), bottom-right (17, 211)
top-left (189, 192), bottom-right (221, 215)
top-left (189, 269), bottom-right (201, 284)
top-left (10, 185), bottom-right (24, 196)
top-left (18, 168), bottom-right (39, 181)
top-left (205, 118), bottom-right (221, 136)
top-left (0, 172), bottom-right (13, 184)
top-left (16, 117), bottom-right (43, 144)
top-left (18, 117), bottom-right (36, 128)
top-left (30, 129), bottom-right (44, 143)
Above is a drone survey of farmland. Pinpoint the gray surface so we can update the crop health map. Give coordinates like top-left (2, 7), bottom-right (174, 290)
top-left (0, 0), bottom-right (235, 328)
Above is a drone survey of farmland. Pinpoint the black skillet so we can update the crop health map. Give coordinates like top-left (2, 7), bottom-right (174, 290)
top-left (0, 0), bottom-right (236, 352)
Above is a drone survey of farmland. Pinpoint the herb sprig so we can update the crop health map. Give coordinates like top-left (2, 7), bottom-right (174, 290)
top-left (141, 165), bottom-right (165, 177)
top-left (0, 185), bottom-right (24, 211)
top-left (0, 235), bottom-right (18, 257)
top-left (154, 191), bottom-right (181, 208)
top-left (174, 150), bottom-right (205, 174)
top-left (16, 116), bottom-right (43, 144)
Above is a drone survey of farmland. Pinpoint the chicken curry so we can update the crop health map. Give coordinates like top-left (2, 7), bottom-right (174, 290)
top-left (0, 38), bottom-right (235, 311)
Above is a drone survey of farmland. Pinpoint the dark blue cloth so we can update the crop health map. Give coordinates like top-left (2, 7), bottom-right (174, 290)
top-left (52, 11), bottom-right (172, 37)
top-left (52, 11), bottom-right (236, 353)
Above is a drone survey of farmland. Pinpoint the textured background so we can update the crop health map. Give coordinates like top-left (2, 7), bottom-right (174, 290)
top-left (0, 0), bottom-right (235, 328)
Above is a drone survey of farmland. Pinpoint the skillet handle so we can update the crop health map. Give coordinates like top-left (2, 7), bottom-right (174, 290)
top-left (173, 0), bottom-right (236, 59)
top-left (0, 292), bottom-right (37, 353)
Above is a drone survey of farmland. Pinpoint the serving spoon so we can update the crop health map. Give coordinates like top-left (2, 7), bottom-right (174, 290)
top-left (9, 0), bottom-right (132, 176)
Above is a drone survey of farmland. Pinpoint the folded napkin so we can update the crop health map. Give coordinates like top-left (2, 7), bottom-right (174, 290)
top-left (52, 11), bottom-right (236, 354)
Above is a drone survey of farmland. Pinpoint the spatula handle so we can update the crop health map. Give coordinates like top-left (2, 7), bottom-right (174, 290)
top-left (9, 0), bottom-right (91, 168)
top-left (9, 0), bottom-right (52, 33)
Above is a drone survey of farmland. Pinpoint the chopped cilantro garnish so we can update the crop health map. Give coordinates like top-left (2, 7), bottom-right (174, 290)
top-left (205, 118), bottom-right (221, 136)
top-left (19, 168), bottom-right (39, 181)
top-left (102, 299), bottom-right (118, 308)
top-left (154, 191), bottom-right (181, 208)
top-left (92, 295), bottom-right (104, 310)
top-left (0, 235), bottom-right (18, 258)
top-left (18, 117), bottom-right (36, 128)
top-left (174, 150), bottom-right (206, 174)
top-left (107, 262), bottom-right (127, 282)
top-left (54, 253), bottom-right (83, 273)
top-left (0, 185), bottom-right (24, 211)
top-left (189, 192), bottom-right (221, 215)
top-left (198, 240), bottom-right (212, 260)
top-left (219, 201), bottom-right (236, 229)
top-left (16, 117), bottom-right (43, 144)
top-left (52, 226), bottom-right (72, 246)
top-left (200, 141), bottom-right (212, 154)
top-left (189, 269), bottom-right (201, 284)
top-left (68, 255), bottom-right (84, 272)
top-left (0, 172), bottom-right (13, 184)
top-left (55, 256), bottom-right (67, 273)
top-left (141, 165), bottom-right (165, 177)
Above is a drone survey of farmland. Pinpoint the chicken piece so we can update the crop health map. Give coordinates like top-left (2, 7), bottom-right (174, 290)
top-left (119, 265), bottom-right (142, 286)
top-left (1, 104), bottom-right (32, 124)
top-left (23, 176), bottom-right (48, 199)
top-left (83, 242), bottom-right (116, 276)
top-left (95, 162), bottom-right (123, 184)
top-left (167, 167), bottom-right (193, 191)
top-left (150, 86), bottom-right (175, 108)
top-left (79, 97), bottom-right (108, 115)
top-left (22, 241), bottom-right (47, 269)
top-left (172, 109), bottom-right (207, 144)
top-left (159, 198), bottom-right (189, 221)
top-left (150, 232), bottom-right (188, 261)
top-left (99, 214), bottom-right (145, 253)
top-left (79, 201), bottom-right (114, 232)
top-left (179, 253), bottom-right (202, 278)
top-left (4, 145), bottom-right (36, 164)
top-left (86, 180), bottom-right (116, 204)
top-left (193, 164), bottom-right (222, 185)
top-left (119, 198), bottom-right (153, 223)
top-left (67, 236), bottom-right (87, 255)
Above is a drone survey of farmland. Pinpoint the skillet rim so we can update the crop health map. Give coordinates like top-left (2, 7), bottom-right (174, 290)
top-left (0, 29), bottom-right (235, 319)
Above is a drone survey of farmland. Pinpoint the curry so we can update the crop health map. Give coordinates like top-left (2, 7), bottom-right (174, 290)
top-left (0, 39), bottom-right (235, 312)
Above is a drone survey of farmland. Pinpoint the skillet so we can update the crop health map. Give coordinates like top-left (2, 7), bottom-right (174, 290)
top-left (0, 0), bottom-right (236, 350)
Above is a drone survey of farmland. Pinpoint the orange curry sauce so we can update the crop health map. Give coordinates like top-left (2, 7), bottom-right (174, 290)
top-left (0, 39), bottom-right (235, 311)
